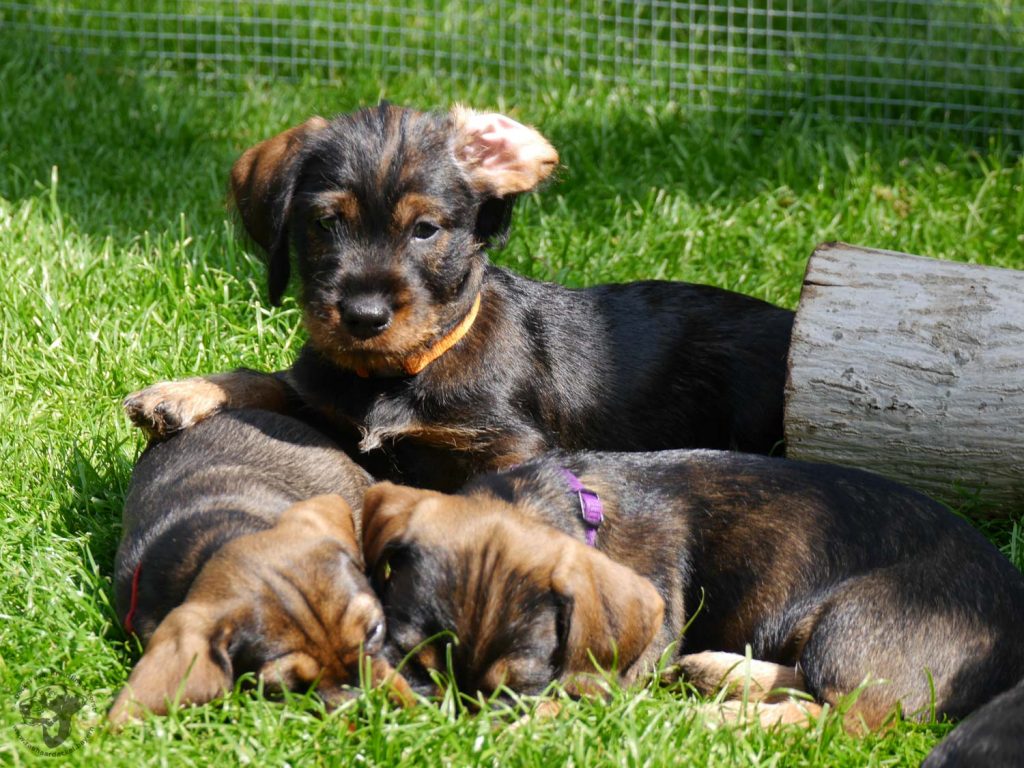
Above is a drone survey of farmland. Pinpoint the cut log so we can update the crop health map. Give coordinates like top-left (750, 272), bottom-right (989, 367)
top-left (784, 242), bottom-right (1024, 517)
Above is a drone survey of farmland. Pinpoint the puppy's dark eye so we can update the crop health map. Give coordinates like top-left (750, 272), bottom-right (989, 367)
top-left (365, 620), bottom-right (386, 655)
top-left (412, 221), bottom-right (440, 241)
top-left (317, 215), bottom-right (337, 231)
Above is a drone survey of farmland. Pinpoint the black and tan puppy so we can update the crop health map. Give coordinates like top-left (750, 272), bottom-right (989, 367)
top-left (110, 409), bottom-right (410, 724)
top-left (124, 104), bottom-right (793, 491)
top-left (923, 678), bottom-right (1024, 767)
top-left (360, 451), bottom-right (1024, 731)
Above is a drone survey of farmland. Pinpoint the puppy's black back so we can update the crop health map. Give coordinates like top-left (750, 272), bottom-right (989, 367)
top-left (923, 678), bottom-right (1024, 767)
top-left (526, 278), bottom-right (793, 453)
top-left (115, 410), bottom-right (371, 638)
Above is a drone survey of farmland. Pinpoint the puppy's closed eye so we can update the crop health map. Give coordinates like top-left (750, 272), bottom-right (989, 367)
top-left (364, 619), bottom-right (386, 655)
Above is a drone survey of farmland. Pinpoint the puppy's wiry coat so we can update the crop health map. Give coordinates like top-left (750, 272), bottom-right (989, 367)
top-left (125, 104), bottom-right (793, 491)
top-left (361, 451), bottom-right (1024, 731)
top-left (110, 409), bottom-right (409, 723)
top-left (923, 677), bottom-right (1024, 767)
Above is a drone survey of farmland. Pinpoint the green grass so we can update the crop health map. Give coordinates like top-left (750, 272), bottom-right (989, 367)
top-left (1, 29), bottom-right (1023, 767)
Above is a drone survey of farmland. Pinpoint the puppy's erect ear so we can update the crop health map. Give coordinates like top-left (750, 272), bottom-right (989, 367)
top-left (275, 494), bottom-right (361, 565)
top-left (450, 106), bottom-right (559, 198)
top-left (551, 544), bottom-right (664, 690)
top-left (361, 482), bottom-right (442, 569)
top-left (108, 603), bottom-right (234, 725)
top-left (230, 116), bottom-right (329, 306)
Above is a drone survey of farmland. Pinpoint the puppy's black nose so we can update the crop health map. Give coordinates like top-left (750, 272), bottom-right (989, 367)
top-left (342, 296), bottom-right (393, 339)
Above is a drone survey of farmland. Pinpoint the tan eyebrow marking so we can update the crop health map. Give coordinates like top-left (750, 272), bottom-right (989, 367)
top-left (393, 193), bottom-right (446, 232)
top-left (316, 190), bottom-right (360, 221)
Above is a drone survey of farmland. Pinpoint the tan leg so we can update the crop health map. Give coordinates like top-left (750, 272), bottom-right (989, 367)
top-left (369, 657), bottom-right (417, 708)
top-left (123, 369), bottom-right (290, 439)
top-left (675, 651), bottom-right (806, 703)
top-left (508, 700), bottom-right (562, 731)
top-left (698, 698), bottom-right (824, 728)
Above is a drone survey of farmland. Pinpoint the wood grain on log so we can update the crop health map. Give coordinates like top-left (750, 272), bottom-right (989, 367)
top-left (784, 242), bottom-right (1024, 517)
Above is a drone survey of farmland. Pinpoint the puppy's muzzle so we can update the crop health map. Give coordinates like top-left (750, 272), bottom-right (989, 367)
top-left (342, 295), bottom-right (393, 339)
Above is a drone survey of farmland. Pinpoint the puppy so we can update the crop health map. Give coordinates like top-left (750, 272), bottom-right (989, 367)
top-left (124, 104), bottom-right (794, 491)
top-left (110, 409), bottom-right (410, 724)
top-left (360, 451), bottom-right (1024, 731)
top-left (923, 678), bottom-right (1024, 767)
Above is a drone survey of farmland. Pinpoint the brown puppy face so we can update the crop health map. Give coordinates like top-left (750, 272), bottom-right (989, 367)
top-left (360, 483), bottom-right (665, 699)
top-left (109, 495), bottom-right (410, 723)
top-left (229, 105), bottom-right (558, 374)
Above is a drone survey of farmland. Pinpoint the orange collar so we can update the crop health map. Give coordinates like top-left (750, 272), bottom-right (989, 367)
top-left (355, 293), bottom-right (481, 378)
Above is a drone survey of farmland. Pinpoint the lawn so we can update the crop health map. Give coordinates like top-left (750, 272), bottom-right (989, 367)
top-left (1, 27), bottom-right (1023, 767)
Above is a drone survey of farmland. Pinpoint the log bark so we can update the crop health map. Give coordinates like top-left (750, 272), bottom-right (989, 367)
top-left (784, 242), bottom-right (1024, 517)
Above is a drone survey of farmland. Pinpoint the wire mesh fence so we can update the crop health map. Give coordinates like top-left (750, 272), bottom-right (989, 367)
top-left (4, 1), bottom-right (1023, 140)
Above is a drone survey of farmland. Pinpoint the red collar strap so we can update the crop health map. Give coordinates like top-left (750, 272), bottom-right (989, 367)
top-left (123, 561), bottom-right (143, 635)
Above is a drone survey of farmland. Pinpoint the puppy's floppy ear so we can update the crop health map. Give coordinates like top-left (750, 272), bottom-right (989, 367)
top-left (275, 494), bottom-right (361, 564)
top-left (361, 482), bottom-right (441, 568)
top-left (108, 603), bottom-right (235, 725)
top-left (450, 106), bottom-right (559, 198)
top-left (551, 543), bottom-right (664, 689)
top-left (229, 116), bottom-right (329, 306)
top-left (473, 197), bottom-right (517, 249)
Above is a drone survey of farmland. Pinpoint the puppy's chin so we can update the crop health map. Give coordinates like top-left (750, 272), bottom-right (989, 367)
top-left (302, 304), bottom-right (451, 373)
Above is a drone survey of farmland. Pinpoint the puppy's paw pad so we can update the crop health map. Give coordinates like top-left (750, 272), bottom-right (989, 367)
top-left (152, 402), bottom-right (182, 432)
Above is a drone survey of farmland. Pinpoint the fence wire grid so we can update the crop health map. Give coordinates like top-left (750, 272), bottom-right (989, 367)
top-left (4, 1), bottom-right (1024, 140)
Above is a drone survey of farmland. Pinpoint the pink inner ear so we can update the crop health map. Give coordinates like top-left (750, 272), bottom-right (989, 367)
top-left (460, 113), bottom-right (533, 167)
top-left (454, 109), bottom-right (558, 195)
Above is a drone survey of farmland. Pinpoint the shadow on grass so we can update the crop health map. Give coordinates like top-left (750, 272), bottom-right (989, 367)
top-left (53, 435), bottom-right (140, 640)
top-left (544, 103), bottom-right (1012, 211)
top-left (0, 34), bottom-right (234, 238)
top-left (2, 28), bottom-right (1012, 255)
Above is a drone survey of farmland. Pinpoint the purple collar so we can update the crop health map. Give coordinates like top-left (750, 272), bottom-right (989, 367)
top-left (560, 468), bottom-right (604, 547)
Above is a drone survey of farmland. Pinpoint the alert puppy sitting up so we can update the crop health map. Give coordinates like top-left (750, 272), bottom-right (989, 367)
top-left (124, 103), bottom-right (793, 491)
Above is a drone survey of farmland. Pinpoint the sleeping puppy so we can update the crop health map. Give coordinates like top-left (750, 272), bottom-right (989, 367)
top-left (360, 451), bottom-right (1024, 731)
top-left (110, 409), bottom-right (410, 724)
top-left (923, 678), bottom-right (1024, 767)
top-left (123, 103), bottom-right (793, 491)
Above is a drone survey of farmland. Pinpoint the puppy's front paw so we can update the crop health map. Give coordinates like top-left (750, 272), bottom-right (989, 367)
top-left (123, 378), bottom-right (228, 439)
top-left (671, 651), bottom-right (805, 702)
